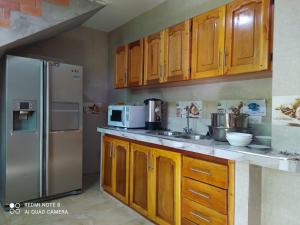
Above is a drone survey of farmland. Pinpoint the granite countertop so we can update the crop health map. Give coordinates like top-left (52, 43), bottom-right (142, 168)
top-left (97, 127), bottom-right (300, 173)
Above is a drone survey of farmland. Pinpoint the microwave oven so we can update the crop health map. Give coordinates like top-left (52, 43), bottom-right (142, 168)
top-left (108, 105), bottom-right (145, 128)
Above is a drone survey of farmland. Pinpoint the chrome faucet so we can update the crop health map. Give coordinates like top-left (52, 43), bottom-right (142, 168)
top-left (183, 106), bottom-right (193, 134)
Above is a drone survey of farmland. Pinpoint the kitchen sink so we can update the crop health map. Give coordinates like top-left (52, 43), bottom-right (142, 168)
top-left (146, 130), bottom-right (208, 141)
top-left (179, 134), bottom-right (205, 140)
top-left (157, 131), bottom-right (184, 137)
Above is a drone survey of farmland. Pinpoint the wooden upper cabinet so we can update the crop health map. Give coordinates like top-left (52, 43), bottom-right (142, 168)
top-left (164, 20), bottom-right (191, 82)
top-left (191, 7), bottom-right (225, 79)
top-left (225, 0), bottom-right (271, 75)
top-left (115, 45), bottom-right (128, 88)
top-left (144, 31), bottom-right (164, 85)
top-left (127, 40), bottom-right (144, 87)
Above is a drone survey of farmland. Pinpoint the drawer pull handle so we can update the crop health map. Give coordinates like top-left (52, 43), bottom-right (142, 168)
top-left (191, 210), bottom-right (211, 223)
top-left (190, 167), bottom-right (211, 176)
top-left (189, 189), bottom-right (210, 199)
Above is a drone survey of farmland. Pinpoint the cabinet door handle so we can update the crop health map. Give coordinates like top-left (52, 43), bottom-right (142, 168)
top-left (159, 65), bottom-right (163, 82)
top-left (224, 48), bottom-right (227, 67)
top-left (218, 50), bottom-right (221, 68)
top-left (110, 145), bottom-right (113, 158)
top-left (190, 210), bottom-right (211, 223)
top-left (190, 167), bottom-right (211, 176)
top-left (189, 189), bottom-right (210, 199)
top-left (147, 152), bottom-right (149, 172)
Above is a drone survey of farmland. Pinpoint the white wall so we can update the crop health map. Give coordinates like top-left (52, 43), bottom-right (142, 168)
top-left (261, 1), bottom-right (300, 225)
top-left (12, 26), bottom-right (109, 174)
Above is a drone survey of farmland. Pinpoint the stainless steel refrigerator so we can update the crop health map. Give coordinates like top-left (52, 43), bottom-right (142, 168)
top-left (0, 55), bottom-right (83, 206)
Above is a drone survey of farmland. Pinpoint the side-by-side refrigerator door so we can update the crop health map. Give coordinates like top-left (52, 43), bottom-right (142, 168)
top-left (45, 62), bottom-right (83, 197)
top-left (4, 56), bottom-right (43, 205)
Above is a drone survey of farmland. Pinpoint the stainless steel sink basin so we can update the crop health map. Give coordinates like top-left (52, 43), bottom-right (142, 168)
top-left (179, 134), bottom-right (205, 140)
top-left (146, 130), bottom-right (208, 141)
top-left (157, 131), bottom-right (184, 137)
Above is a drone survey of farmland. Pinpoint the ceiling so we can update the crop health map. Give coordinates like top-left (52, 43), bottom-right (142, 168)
top-left (83, 0), bottom-right (166, 32)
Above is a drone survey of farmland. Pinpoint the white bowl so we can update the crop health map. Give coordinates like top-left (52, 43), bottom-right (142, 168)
top-left (226, 132), bottom-right (253, 139)
top-left (226, 132), bottom-right (253, 147)
top-left (226, 137), bottom-right (253, 147)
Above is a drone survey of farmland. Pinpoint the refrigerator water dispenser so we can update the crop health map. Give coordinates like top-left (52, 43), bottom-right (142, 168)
top-left (13, 100), bottom-right (37, 131)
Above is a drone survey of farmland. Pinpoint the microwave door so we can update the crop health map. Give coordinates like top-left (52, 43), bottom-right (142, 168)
top-left (109, 108), bottom-right (125, 127)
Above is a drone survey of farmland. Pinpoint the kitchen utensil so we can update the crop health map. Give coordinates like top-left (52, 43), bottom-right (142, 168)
top-left (211, 113), bottom-right (249, 128)
top-left (211, 113), bottom-right (250, 141)
top-left (212, 127), bottom-right (250, 142)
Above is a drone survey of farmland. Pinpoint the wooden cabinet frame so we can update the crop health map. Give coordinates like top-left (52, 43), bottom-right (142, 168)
top-left (224, 0), bottom-right (272, 75)
top-left (127, 39), bottom-right (144, 87)
top-left (115, 45), bottom-right (128, 88)
top-left (144, 31), bottom-right (165, 85)
top-left (101, 136), bottom-right (130, 204)
top-left (152, 148), bottom-right (181, 225)
top-left (164, 20), bottom-right (191, 82)
top-left (113, 0), bottom-right (273, 88)
top-left (130, 143), bottom-right (181, 225)
top-left (102, 135), bottom-right (234, 225)
top-left (191, 7), bottom-right (226, 79)
top-left (129, 143), bottom-right (152, 217)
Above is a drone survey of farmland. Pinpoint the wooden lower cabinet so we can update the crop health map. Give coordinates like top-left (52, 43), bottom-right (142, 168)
top-left (101, 136), bottom-right (130, 204)
top-left (130, 143), bottom-right (151, 217)
top-left (182, 198), bottom-right (227, 225)
top-left (152, 149), bottom-right (181, 225)
top-left (182, 156), bottom-right (235, 225)
top-left (102, 136), bottom-right (114, 193)
top-left (101, 136), bottom-right (234, 225)
top-left (130, 143), bottom-right (181, 225)
top-left (113, 139), bottom-right (130, 204)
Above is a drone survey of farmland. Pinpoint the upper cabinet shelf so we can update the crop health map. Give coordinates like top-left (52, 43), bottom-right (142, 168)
top-left (114, 0), bottom-right (273, 89)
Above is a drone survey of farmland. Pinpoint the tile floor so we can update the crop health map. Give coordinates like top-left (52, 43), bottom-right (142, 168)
top-left (0, 174), bottom-right (153, 225)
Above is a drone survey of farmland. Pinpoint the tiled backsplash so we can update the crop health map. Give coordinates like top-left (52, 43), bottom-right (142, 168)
top-left (124, 78), bottom-right (273, 136)
top-left (165, 100), bottom-right (272, 136)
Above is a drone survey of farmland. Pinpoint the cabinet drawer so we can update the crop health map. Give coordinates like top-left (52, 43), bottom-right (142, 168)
top-left (182, 177), bottom-right (227, 214)
top-left (182, 217), bottom-right (198, 225)
top-left (183, 156), bottom-right (228, 189)
top-left (182, 198), bottom-right (227, 225)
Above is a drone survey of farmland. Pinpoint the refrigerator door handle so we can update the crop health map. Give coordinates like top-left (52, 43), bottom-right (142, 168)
top-left (45, 62), bottom-right (50, 196)
top-left (39, 61), bottom-right (44, 198)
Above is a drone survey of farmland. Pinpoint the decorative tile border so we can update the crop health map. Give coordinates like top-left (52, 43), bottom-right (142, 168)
top-left (217, 99), bottom-right (267, 116)
top-left (175, 101), bottom-right (203, 118)
top-left (0, 0), bottom-right (69, 28)
top-left (273, 96), bottom-right (300, 127)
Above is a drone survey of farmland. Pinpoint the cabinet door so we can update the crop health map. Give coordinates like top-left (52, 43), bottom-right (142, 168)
top-left (144, 31), bottom-right (164, 85)
top-left (225, 0), bottom-right (271, 75)
top-left (101, 136), bottom-right (114, 193)
top-left (130, 143), bottom-right (152, 217)
top-left (113, 139), bottom-right (130, 204)
top-left (152, 149), bottom-right (181, 225)
top-left (191, 7), bottom-right (225, 79)
top-left (115, 45), bottom-right (128, 88)
top-left (128, 40), bottom-right (143, 87)
top-left (164, 20), bottom-right (191, 82)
